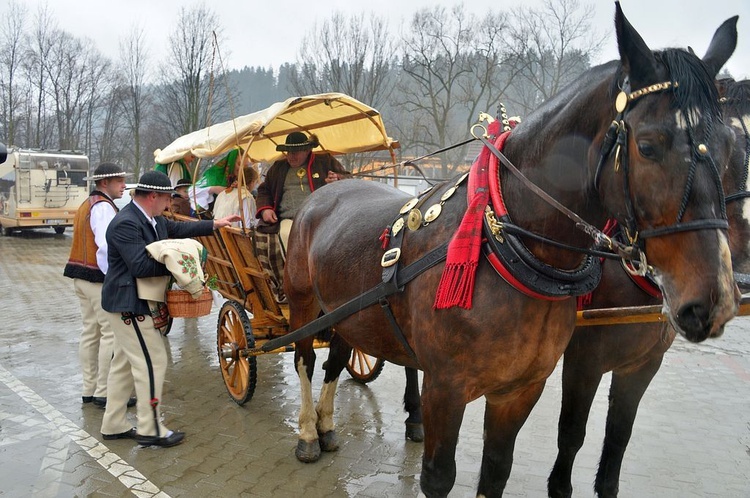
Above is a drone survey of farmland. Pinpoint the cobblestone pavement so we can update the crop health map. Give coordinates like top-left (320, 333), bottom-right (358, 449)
top-left (0, 229), bottom-right (749, 497)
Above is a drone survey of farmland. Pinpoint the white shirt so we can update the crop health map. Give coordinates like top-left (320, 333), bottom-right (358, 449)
top-left (213, 187), bottom-right (257, 228)
top-left (90, 198), bottom-right (117, 274)
top-left (133, 200), bottom-right (159, 235)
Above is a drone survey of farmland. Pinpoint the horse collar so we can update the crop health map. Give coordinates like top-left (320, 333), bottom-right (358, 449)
top-left (483, 137), bottom-right (602, 300)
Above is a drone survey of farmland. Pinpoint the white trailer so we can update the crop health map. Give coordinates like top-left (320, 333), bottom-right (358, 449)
top-left (0, 148), bottom-right (89, 235)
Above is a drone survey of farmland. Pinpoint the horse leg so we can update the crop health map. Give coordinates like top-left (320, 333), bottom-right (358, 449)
top-left (419, 381), bottom-right (467, 497)
top-left (315, 332), bottom-right (352, 452)
top-left (404, 367), bottom-right (424, 442)
top-left (594, 354), bottom-right (664, 498)
top-left (548, 346), bottom-right (605, 498)
top-left (478, 382), bottom-right (546, 497)
top-left (294, 336), bottom-right (321, 463)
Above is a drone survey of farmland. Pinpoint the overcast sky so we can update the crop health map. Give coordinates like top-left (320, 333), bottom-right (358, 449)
top-left (10, 0), bottom-right (750, 80)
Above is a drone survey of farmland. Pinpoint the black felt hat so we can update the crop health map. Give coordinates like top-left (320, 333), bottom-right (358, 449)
top-left (275, 131), bottom-right (319, 152)
top-left (84, 162), bottom-right (131, 181)
top-left (134, 171), bottom-right (177, 194)
top-left (175, 178), bottom-right (192, 189)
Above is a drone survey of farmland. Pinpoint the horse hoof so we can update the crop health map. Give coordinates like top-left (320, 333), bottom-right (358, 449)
top-left (318, 430), bottom-right (339, 452)
top-left (295, 439), bottom-right (321, 463)
top-left (405, 422), bottom-right (424, 442)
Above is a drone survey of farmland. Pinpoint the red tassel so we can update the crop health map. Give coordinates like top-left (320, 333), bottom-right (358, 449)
top-left (576, 293), bottom-right (592, 311)
top-left (379, 227), bottom-right (391, 250)
top-left (434, 262), bottom-right (478, 309)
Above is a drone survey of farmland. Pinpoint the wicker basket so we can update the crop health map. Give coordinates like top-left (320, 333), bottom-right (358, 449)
top-left (166, 287), bottom-right (213, 318)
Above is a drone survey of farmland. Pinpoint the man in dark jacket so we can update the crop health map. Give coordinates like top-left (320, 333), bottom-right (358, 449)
top-left (256, 131), bottom-right (349, 243)
top-left (254, 132), bottom-right (349, 302)
top-left (99, 171), bottom-right (239, 447)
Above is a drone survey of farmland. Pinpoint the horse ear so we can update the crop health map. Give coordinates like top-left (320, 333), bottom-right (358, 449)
top-left (702, 16), bottom-right (738, 77)
top-left (614, 1), bottom-right (658, 87)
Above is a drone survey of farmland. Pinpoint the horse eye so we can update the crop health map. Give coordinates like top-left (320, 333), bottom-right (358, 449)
top-left (637, 142), bottom-right (656, 159)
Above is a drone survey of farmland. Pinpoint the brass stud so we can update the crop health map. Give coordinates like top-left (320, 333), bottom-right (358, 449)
top-left (407, 209), bottom-right (423, 231)
top-left (440, 186), bottom-right (457, 202)
top-left (697, 144), bottom-right (709, 156)
top-left (392, 217), bottom-right (405, 236)
top-left (424, 204), bottom-right (442, 223)
top-left (399, 198), bottom-right (419, 215)
top-left (615, 91), bottom-right (628, 113)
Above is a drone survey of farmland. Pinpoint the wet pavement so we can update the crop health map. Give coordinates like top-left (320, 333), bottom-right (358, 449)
top-left (0, 229), bottom-right (749, 497)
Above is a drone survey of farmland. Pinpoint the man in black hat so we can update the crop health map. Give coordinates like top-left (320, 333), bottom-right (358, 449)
top-left (255, 132), bottom-right (349, 301)
top-left (99, 171), bottom-right (239, 447)
top-left (64, 163), bottom-right (136, 408)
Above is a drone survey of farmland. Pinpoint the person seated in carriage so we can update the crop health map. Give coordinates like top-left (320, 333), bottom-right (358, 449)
top-left (154, 151), bottom-right (194, 187)
top-left (187, 147), bottom-right (252, 218)
top-left (254, 131), bottom-right (350, 302)
top-left (212, 164), bottom-right (259, 229)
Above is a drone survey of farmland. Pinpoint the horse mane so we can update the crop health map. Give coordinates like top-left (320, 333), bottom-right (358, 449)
top-left (656, 49), bottom-right (722, 118)
top-left (723, 79), bottom-right (750, 110)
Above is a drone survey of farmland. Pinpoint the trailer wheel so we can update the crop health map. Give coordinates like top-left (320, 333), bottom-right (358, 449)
top-left (217, 300), bottom-right (257, 405)
top-left (53, 226), bottom-right (65, 234)
top-left (2, 226), bottom-right (13, 236)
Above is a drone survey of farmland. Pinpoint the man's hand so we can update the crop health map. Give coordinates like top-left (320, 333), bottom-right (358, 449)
top-left (325, 171), bottom-right (341, 183)
top-left (213, 214), bottom-right (241, 228)
top-left (261, 209), bottom-right (278, 223)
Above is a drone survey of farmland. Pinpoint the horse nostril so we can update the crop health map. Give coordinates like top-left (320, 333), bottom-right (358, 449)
top-left (675, 303), bottom-right (711, 342)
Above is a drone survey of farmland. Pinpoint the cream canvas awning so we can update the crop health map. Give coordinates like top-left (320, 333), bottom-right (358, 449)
top-left (154, 93), bottom-right (399, 165)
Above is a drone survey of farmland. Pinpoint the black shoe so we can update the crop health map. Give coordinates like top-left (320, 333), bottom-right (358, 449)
top-left (135, 431), bottom-right (185, 447)
top-left (82, 396), bottom-right (94, 403)
top-left (102, 428), bottom-right (137, 440)
top-left (93, 397), bottom-right (137, 408)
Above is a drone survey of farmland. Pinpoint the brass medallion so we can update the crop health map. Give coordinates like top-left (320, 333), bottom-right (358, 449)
top-left (456, 172), bottom-right (469, 185)
top-left (424, 204), bottom-right (442, 223)
top-left (440, 186), bottom-right (457, 202)
top-left (296, 167), bottom-right (306, 179)
top-left (392, 217), bottom-right (405, 236)
top-left (407, 208), bottom-right (423, 231)
top-left (399, 198), bottom-right (419, 215)
top-left (615, 91), bottom-right (628, 113)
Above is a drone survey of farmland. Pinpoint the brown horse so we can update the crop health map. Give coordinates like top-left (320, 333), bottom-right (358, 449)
top-left (548, 76), bottom-right (750, 498)
top-left (283, 4), bottom-right (739, 497)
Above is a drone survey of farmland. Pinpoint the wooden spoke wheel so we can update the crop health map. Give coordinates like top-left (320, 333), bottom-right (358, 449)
top-left (217, 300), bottom-right (257, 405)
top-left (346, 348), bottom-right (385, 384)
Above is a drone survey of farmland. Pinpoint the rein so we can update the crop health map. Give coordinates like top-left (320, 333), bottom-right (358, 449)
top-left (471, 126), bottom-right (639, 265)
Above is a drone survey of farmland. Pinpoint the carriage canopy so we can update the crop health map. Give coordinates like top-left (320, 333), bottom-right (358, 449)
top-left (154, 93), bottom-right (399, 165)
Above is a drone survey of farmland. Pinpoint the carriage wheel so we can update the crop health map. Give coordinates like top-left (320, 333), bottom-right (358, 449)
top-left (346, 348), bottom-right (385, 384)
top-left (217, 300), bottom-right (257, 405)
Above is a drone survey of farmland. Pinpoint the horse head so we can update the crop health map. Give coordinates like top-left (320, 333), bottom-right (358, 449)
top-left (592, 4), bottom-right (739, 341)
top-left (718, 78), bottom-right (750, 277)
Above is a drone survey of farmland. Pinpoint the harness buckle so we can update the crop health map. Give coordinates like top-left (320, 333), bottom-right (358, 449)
top-left (381, 248), bottom-right (401, 268)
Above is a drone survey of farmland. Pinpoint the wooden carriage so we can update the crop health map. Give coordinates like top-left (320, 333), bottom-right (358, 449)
top-left (174, 217), bottom-right (385, 404)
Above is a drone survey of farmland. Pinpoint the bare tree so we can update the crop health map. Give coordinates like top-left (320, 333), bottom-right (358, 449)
top-left (44, 33), bottom-right (110, 151)
top-left (506, 0), bottom-right (603, 114)
top-left (291, 12), bottom-right (397, 110)
top-left (116, 25), bottom-right (151, 175)
top-left (27, 3), bottom-right (59, 148)
top-left (156, 4), bottom-right (232, 142)
top-left (290, 11), bottom-right (399, 172)
top-left (0, 0), bottom-right (29, 146)
top-left (395, 5), bottom-right (501, 176)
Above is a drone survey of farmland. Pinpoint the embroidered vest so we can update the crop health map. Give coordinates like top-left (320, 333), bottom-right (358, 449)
top-left (63, 192), bottom-right (117, 283)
